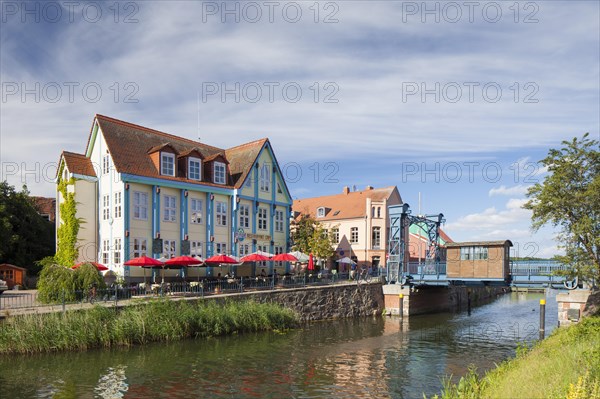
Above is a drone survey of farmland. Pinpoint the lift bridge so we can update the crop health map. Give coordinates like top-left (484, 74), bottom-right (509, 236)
top-left (386, 204), bottom-right (575, 290)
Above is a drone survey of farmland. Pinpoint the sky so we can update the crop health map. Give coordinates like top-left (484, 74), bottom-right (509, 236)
top-left (1, 0), bottom-right (599, 258)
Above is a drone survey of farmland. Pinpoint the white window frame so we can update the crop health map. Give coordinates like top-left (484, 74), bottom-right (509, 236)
top-left (260, 163), bottom-right (271, 192)
top-left (258, 207), bottom-right (268, 230)
top-left (239, 204), bottom-right (250, 229)
top-left (190, 241), bottom-right (203, 257)
top-left (216, 201), bottom-right (227, 226)
top-left (474, 246), bottom-right (488, 260)
top-left (274, 210), bottom-right (284, 232)
top-left (163, 239), bottom-right (176, 258)
top-left (114, 238), bottom-right (122, 264)
top-left (317, 207), bottom-right (325, 218)
top-left (102, 240), bottom-right (110, 264)
top-left (133, 238), bottom-right (147, 258)
top-left (460, 247), bottom-right (473, 260)
top-left (133, 191), bottom-right (148, 220)
top-left (238, 244), bottom-right (249, 257)
top-left (103, 155), bottom-right (110, 175)
top-left (102, 195), bottom-right (110, 220)
top-left (188, 157), bottom-right (202, 181)
top-left (350, 227), bottom-right (358, 243)
top-left (114, 192), bottom-right (122, 218)
top-left (372, 226), bottom-right (381, 249)
top-left (332, 228), bottom-right (339, 243)
top-left (214, 162), bottom-right (226, 184)
top-left (190, 198), bottom-right (203, 224)
top-left (163, 195), bottom-right (176, 222)
top-left (216, 242), bottom-right (227, 255)
top-left (161, 152), bottom-right (175, 176)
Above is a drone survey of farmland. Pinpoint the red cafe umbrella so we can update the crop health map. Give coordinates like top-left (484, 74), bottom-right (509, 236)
top-left (272, 253), bottom-right (298, 262)
top-left (124, 256), bottom-right (163, 267)
top-left (124, 256), bottom-right (164, 285)
top-left (241, 253), bottom-right (271, 262)
top-left (205, 254), bottom-right (240, 278)
top-left (307, 253), bottom-right (315, 271)
top-left (72, 262), bottom-right (109, 271)
top-left (165, 255), bottom-right (203, 267)
top-left (165, 255), bottom-right (204, 281)
top-left (204, 254), bottom-right (239, 264)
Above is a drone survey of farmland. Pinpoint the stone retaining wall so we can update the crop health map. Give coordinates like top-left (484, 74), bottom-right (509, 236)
top-left (557, 290), bottom-right (600, 326)
top-left (383, 284), bottom-right (507, 316)
top-left (190, 282), bottom-right (385, 322)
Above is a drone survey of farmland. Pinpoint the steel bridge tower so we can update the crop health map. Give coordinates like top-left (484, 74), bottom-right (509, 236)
top-left (386, 203), bottom-right (445, 284)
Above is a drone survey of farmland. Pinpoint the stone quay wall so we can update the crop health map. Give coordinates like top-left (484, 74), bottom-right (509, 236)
top-left (192, 282), bottom-right (385, 322)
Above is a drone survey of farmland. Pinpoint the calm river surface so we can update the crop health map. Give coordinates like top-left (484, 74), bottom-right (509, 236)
top-left (0, 291), bottom-right (558, 399)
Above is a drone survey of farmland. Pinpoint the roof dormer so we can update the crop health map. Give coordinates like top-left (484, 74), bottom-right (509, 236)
top-left (147, 143), bottom-right (179, 177)
top-left (177, 148), bottom-right (204, 181)
top-left (317, 206), bottom-right (330, 218)
top-left (203, 153), bottom-right (229, 185)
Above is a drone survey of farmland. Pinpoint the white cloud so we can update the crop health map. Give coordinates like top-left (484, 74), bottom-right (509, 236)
top-left (444, 197), bottom-right (562, 257)
top-left (0, 0), bottom-right (597, 200)
top-left (489, 184), bottom-right (531, 197)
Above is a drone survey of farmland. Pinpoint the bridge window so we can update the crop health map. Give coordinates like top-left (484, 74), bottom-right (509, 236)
top-left (474, 246), bottom-right (488, 260)
top-left (461, 246), bottom-right (488, 260)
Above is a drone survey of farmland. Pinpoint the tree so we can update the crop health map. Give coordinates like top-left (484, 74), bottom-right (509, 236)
top-left (0, 182), bottom-right (55, 274)
top-left (310, 223), bottom-right (336, 262)
top-left (523, 133), bottom-right (600, 282)
top-left (291, 214), bottom-right (336, 263)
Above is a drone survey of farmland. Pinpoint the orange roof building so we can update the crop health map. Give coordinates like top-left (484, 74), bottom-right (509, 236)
top-left (56, 115), bottom-right (292, 281)
top-left (293, 186), bottom-right (402, 271)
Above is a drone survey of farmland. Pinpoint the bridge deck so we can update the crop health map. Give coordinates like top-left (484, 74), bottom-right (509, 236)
top-left (395, 260), bottom-right (569, 288)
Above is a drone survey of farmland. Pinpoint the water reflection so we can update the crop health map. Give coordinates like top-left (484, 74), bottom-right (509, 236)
top-left (0, 291), bottom-right (557, 399)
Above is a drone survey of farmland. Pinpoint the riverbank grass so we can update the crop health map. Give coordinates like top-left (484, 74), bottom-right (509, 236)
top-left (0, 300), bottom-right (298, 354)
top-left (432, 316), bottom-right (600, 399)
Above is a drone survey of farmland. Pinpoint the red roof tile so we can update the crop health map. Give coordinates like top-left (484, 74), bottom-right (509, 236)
top-left (62, 151), bottom-right (97, 177)
top-left (91, 114), bottom-right (266, 189)
top-left (32, 196), bottom-right (56, 222)
top-left (225, 138), bottom-right (268, 188)
top-left (293, 186), bottom-right (402, 220)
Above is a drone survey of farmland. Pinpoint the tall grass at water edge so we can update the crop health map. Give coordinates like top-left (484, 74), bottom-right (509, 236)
top-left (0, 300), bottom-right (299, 354)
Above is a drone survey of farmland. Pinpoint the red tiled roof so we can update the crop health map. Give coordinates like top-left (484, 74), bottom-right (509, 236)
top-left (32, 196), bottom-right (56, 222)
top-left (293, 186), bottom-right (402, 220)
top-left (225, 138), bottom-right (268, 189)
top-left (92, 114), bottom-right (265, 189)
top-left (62, 151), bottom-right (97, 177)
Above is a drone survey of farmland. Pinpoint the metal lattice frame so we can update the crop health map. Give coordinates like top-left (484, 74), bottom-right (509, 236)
top-left (386, 203), bottom-right (444, 284)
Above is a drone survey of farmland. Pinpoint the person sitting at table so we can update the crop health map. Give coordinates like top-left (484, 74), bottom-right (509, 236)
top-left (260, 269), bottom-right (267, 277)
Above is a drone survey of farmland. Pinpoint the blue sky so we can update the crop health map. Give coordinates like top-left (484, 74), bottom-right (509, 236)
top-left (1, 1), bottom-right (599, 257)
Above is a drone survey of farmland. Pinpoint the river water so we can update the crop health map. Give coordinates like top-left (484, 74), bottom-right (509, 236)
top-left (0, 291), bottom-right (558, 399)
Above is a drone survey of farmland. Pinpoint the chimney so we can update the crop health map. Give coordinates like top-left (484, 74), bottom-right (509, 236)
top-left (342, 186), bottom-right (350, 194)
top-left (365, 185), bottom-right (374, 190)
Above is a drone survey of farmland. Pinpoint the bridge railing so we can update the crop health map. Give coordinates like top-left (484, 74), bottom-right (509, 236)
top-left (510, 260), bottom-right (567, 276)
top-left (405, 261), bottom-right (446, 276)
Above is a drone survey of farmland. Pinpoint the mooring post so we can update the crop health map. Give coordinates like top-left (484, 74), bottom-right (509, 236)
top-left (399, 293), bottom-right (404, 319)
top-left (539, 299), bottom-right (546, 340)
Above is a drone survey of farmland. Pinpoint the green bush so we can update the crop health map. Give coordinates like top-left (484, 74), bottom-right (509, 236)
top-left (36, 262), bottom-right (106, 304)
